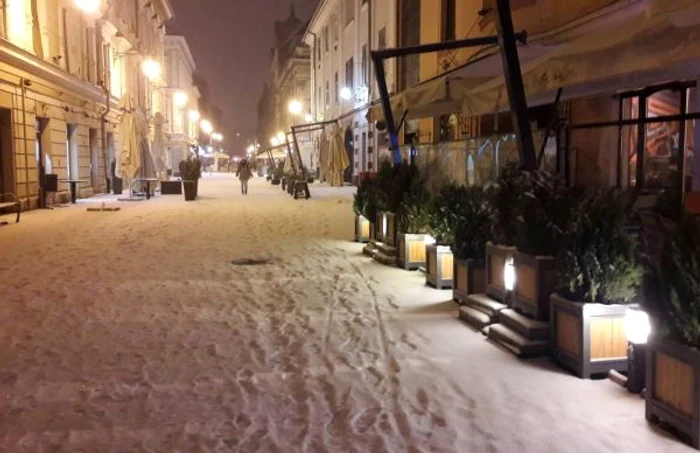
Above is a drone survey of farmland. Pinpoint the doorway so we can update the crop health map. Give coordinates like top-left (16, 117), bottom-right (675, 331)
top-left (66, 124), bottom-right (78, 180)
top-left (89, 128), bottom-right (100, 193)
top-left (0, 109), bottom-right (13, 195)
top-left (35, 118), bottom-right (51, 207)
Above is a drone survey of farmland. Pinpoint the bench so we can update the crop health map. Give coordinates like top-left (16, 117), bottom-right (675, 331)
top-left (0, 193), bottom-right (20, 225)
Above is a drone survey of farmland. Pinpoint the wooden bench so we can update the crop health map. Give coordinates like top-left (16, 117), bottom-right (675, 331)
top-left (0, 193), bottom-right (20, 225)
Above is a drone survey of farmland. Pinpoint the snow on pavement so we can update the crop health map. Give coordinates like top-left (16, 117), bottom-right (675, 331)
top-left (0, 175), bottom-right (693, 452)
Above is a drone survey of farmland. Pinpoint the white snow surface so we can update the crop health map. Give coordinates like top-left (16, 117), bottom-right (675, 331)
top-left (0, 175), bottom-right (693, 452)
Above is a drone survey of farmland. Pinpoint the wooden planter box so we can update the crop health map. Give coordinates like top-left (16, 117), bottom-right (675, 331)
top-left (453, 259), bottom-right (486, 304)
top-left (375, 211), bottom-right (386, 243)
top-left (426, 244), bottom-right (454, 289)
top-left (647, 339), bottom-right (700, 449)
top-left (160, 180), bottom-right (182, 195)
top-left (384, 212), bottom-right (397, 247)
top-left (397, 233), bottom-right (427, 270)
top-left (485, 243), bottom-right (515, 302)
top-left (355, 215), bottom-right (371, 243)
top-left (550, 294), bottom-right (628, 378)
top-left (512, 251), bottom-right (557, 321)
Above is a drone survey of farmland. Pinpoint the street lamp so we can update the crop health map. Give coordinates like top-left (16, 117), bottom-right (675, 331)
top-left (74, 0), bottom-right (101, 13)
top-left (212, 132), bottom-right (223, 142)
top-left (270, 136), bottom-right (279, 147)
top-left (288, 99), bottom-right (303, 115)
top-left (200, 119), bottom-right (213, 135)
top-left (340, 87), bottom-right (353, 101)
top-left (304, 113), bottom-right (313, 123)
top-left (277, 131), bottom-right (286, 144)
top-left (174, 91), bottom-right (188, 106)
top-left (142, 59), bottom-right (162, 82)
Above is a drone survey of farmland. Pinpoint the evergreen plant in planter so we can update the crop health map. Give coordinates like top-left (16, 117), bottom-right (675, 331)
top-left (644, 215), bottom-right (700, 449)
top-left (396, 176), bottom-right (430, 271)
top-left (550, 189), bottom-right (642, 378)
top-left (179, 156), bottom-right (201, 201)
top-left (486, 162), bottom-right (529, 301)
top-left (353, 176), bottom-right (376, 243)
top-left (453, 186), bottom-right (495, 303)
top-left (512, 170), bottom-right (578, 320)
top-left (425, 185), bottom-right (465, 289)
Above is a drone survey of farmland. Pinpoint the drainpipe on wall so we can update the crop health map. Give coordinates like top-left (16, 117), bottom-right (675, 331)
top-left (20, 78), bottom-right (31, 208)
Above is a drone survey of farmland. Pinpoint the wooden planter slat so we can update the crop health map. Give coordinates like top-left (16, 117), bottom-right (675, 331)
top-left (426, 245), bottom-right (453, 289)
top-left (375, 212), bottom-right (385, 243)
top-left (550, 295), bottom-right (628, 378)
top-left (513, 251), bottom-right (557, 321)
top-left (385, 212), bottom-right (397, 247)
top-left (398, 234), bottom-right (427, 270)
top-left (355, 215), bottom-right (371, 243)
top-left (485, 243), bottom-right (514, 302)
top-left (647, 339), bottom-right (700, 449)
top-left (453, 259), bottom-right (485, 303)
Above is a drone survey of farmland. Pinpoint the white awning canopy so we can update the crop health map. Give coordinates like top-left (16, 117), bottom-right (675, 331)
top-left (369, 3), bottom-right (700, 123)
top-left (462, 9), bottom-right (700, 116)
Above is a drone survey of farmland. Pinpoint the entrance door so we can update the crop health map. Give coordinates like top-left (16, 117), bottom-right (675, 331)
top-left (89, 128), bottom-right (100, 193)
top-left (35, 118), bottom-right (49, 207)
top-left (0, 109), bottom-right (13, 195)
top-left (66, 124), bottom-right (78, 180)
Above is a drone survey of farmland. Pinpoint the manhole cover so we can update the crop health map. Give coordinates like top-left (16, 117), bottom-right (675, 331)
top-left (230, 258), bottom-right (272, 266)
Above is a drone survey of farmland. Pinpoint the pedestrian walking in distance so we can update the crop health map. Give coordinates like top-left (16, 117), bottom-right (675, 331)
top-left (236, 159), bottom-right (252, 195)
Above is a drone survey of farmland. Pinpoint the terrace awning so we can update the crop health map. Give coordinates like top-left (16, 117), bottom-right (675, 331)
top-left (461, 9), bottom-right (700, 116)
top-left (369, 3), bottom-right (700, 123)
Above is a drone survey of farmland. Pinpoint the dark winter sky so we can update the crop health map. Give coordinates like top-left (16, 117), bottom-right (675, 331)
top-left (169, 0), bottom-right (317, 155)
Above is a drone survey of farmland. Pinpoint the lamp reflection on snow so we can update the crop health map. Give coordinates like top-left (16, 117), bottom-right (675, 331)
top-left (504, 257), bottom-right (516, 291)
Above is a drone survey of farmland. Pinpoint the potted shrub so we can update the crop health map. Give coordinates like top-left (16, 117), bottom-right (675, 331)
top-left (644, 215), bottom-right (700, 448)
top-left (485, 162), bottom-right (528, 302)
top-left (453, 186), bottom-right (495, 303)
top-left (179, 156), bottom-right (201, 201)
top-left (425, 184), bottom-right (465, 289)
top-left (512, 170), bottom-right (578, 320)
top-left (353, 176), bottom-right (375, 243)
top-left (373, 161), bottom-right (395, 245)
top-left (550, 189), bottom-right (642, 378)
top-left (396, 175), bottom-right (431, 270)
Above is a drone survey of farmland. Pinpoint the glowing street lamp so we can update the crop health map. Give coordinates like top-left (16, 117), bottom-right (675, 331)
top-left (74, 0), bottom-right (101, 13)
top-left (340, 87), bottom-right (353, 101)
top-left (270, 136), bottom-right (279, 147)
top-left (188, 110), bottom-right (201, 122)
top-left (174, 91), bottom-right (188, 106)
top-left (304, 113), bottom-right (313, 123)
top-left (277, 132), bottom-right (286, 144)
top-left (200, 119), bottom-right (213, 135)
top-left (142, 59), bottom-right (162, 82)
top-left (212, 132), bottom-right (223, 142)
top-left (288, 99), bottom-right (303, 115)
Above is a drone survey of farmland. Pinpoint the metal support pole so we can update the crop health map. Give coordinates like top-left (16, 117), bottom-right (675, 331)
top-left (290, 128), bottom-right (308, 180)
top-left (677, 88), bottom-right (688, 210)
top-left (616, 96), bottom-right (623, 188)
top-left (537, 87), bottom-right (563, 169)
top-left (495, 0), bottom-right (537, 170)
top-left (636, 95), bottom-right (647, 190)
top-left (372, 52), bottom-right (402, 165)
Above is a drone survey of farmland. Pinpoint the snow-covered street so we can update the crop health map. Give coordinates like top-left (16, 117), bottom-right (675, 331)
top-left (0, 175), bottom-right (693, 452)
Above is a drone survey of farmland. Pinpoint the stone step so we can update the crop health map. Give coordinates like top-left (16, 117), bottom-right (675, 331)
top-left (377, 243), bottom-right (397, 254)
top-left (488, 323), bottom-right (549, 358)
top-left (458, 305), bottom-right (492, 330)
top-left (465, 293), bottom-right (508, 317)
top-left (499, 309), bottom-right (550, 341)
top-left (374, 250), bottom-right (397, 266)
top-left (362, 242), bottom-right (378, 258)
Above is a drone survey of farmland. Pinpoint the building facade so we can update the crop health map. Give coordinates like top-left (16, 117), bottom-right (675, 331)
top-left (0, 0), bottom-right (173, 210)
top-left (163, 35), bottom-right (199, 174)
top-left (305, 0), bottom-right (398, 179)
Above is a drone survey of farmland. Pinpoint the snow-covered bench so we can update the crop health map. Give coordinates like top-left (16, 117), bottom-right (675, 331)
top-left (0, 193), bottom-right (20, 225)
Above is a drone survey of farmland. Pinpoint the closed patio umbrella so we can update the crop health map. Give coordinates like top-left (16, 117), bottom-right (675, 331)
top-left (318, 130), bottom-right (329, 182)
top-left (151, 112), bottom-right (167, 179)
top-left (328, 125), bottom-right (349, 187)
top-left (117, 94), bottom-right (140, 182)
